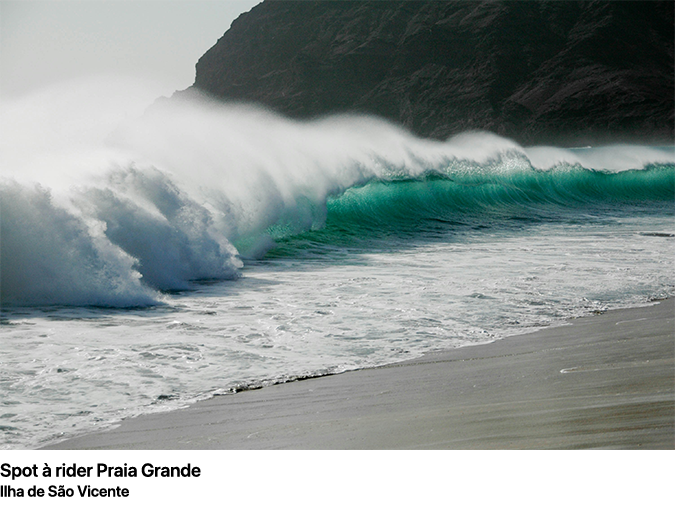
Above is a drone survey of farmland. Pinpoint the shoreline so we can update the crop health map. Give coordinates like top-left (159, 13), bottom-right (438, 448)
top-left (44, 299), bottom-right (674, 449)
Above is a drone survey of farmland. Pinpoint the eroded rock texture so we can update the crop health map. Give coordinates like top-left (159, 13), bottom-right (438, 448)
top-left (188, 1), bottom-right (674, 145)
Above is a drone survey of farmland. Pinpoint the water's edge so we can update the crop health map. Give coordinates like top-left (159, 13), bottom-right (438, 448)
top-left (39, 298), bottom-right (670, 450)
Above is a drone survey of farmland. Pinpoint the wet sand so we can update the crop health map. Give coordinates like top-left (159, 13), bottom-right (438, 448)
top-left (45, 299), bottom-right (674, 449)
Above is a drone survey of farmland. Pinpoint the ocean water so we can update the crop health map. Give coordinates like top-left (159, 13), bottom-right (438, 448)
top-left (1, 80), bottom-right (673, 449)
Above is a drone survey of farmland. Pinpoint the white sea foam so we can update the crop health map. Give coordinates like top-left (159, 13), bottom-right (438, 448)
top-left (1, 78), bottom-right (673, 449)
top-left (1, 78), bottom-right (672, 305)
top-left (0, 180), bottom-right (157, 306)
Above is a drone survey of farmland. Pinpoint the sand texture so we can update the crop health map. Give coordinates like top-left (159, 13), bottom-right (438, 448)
top-left (45, 300), bottom-right (674, 450)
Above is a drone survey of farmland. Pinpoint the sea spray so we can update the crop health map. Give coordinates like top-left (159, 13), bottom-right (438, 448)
top-left (0, 180), bottom-right (157, 306)
top-left (1, 80), bottom-right (673, 306)
top-left (75, 166), bottom-right (241, 290)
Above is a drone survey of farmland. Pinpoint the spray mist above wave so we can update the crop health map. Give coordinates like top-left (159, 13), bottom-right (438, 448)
top-left (1, 79), bottom-right (673, 306)
top-left (0, 79), bottom-right (243, 306)
top-left (105, 90), bottom-right (675, 248)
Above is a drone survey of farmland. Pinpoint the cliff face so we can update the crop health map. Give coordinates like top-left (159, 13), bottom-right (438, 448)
top-left (190, 0), bottom-right (674, 146)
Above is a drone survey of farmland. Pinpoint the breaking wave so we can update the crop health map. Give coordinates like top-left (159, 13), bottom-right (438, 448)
top-left (1, 80), bottom-right (673, 306)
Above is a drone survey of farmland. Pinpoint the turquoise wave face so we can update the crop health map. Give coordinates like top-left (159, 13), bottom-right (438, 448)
top-left (266, 163), bottom-right (675, 255)
top-left (334, 163), bottom-right (675, 217)
top-left (2, 81), bottom-right (673, 305)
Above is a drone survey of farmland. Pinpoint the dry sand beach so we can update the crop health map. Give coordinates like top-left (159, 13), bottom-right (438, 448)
top-left (45, 299), bottom-right (674, 450)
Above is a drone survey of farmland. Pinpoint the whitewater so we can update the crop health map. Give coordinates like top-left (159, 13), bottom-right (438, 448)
top-left (1, 78), bottom-right (673, 449)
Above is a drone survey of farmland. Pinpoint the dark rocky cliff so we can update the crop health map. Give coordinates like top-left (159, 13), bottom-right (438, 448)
top-left (188, 0), bottom-right (674, 146)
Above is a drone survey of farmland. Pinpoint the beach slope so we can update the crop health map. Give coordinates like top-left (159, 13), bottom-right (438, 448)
top-left (45, 300), bottom-right (674, 449)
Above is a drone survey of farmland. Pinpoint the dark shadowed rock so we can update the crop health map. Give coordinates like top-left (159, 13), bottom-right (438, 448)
top-left (186, 0), bottom-right (674, 146)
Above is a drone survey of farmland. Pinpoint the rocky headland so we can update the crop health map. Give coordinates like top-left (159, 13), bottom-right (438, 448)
top-left (180, 0), bottom-right (673, 146)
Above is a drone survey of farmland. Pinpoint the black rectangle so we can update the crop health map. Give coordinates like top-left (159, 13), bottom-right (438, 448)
top-left (1, 462), bottom-right (202, 498)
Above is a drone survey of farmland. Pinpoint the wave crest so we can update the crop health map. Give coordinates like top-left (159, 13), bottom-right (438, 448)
top-left (1, 83), bottom-right (673, 306)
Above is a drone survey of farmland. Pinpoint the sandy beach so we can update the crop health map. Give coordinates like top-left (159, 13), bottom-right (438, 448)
top-left (45, 299), bottom-right (674, 450)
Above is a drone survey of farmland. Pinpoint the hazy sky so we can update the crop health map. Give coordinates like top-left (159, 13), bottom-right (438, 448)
top-left (0, 0), bottom-right (261, 99)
